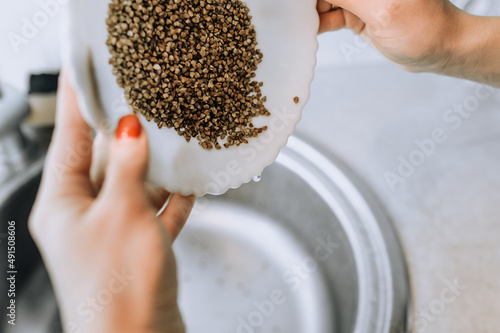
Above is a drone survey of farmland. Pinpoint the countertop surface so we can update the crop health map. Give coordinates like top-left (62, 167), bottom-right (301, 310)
top-left (299, 34), bottom-right (500, 332)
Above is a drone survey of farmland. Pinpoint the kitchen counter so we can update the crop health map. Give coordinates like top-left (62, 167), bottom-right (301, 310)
top-left (298, 38), bottom-right (500, 332)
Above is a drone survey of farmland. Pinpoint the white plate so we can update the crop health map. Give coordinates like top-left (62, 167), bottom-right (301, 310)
top-left (60, 0), bottom-right (319, 196)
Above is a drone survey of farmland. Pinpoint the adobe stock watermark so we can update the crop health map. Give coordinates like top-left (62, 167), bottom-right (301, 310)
top-left (63, 266), bottom-right (136, 333)
top-left (7, 0), bottom-right (71, 54)
top-left (413, 278), bottom-right (467, 332)
top-left (236, 235), bottom-right (340, 333)
top-left (340, 34), bottom-right (370, 64)
top-left (384, 83), bottom-right (496, 192)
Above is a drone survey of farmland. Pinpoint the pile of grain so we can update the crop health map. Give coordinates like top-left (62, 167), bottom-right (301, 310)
top-left (106, 0), bottom-right (269, 150)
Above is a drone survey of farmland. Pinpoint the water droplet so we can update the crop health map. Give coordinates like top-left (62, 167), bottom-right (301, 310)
top-left (253, 174), bottom-right (262, 182)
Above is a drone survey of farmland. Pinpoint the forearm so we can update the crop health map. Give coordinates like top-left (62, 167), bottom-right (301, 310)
top-left (441, 11), bottom-right (500, 87)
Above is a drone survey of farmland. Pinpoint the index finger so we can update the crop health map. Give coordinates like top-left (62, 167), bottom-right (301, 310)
top-left (44, 71), bottom-right (94, 196)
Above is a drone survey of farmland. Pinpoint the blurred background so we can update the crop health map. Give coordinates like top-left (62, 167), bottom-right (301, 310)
top-left (1, 0), bottom-right (500, 332)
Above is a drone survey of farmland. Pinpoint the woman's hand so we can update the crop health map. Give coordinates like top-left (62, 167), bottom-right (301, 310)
top-left (29, 73), bottom-right (196, 333)
top-left (318, 0), bottom-right (500, 86)
top-left (318, 0), bottom-right (463, 71)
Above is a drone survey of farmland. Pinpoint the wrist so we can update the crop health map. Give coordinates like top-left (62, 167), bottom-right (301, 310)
top-left (439, 9), bottom-right (477, 75)
top-left (394, 2), bottom-right (467, 75)
top-left (417, 4), bottom-right (467, 75)
top-left (438, 8), bottom-right (500, 86)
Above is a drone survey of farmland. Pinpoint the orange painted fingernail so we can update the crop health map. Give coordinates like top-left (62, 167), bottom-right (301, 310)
top-left (115, 115), bottom-right (142, 140)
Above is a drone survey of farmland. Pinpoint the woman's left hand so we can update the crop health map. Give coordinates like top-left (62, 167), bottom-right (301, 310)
top-left (29, 72), bottom-right (196, 333)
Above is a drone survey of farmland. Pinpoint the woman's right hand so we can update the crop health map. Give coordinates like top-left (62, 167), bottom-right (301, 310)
top-left (318, 0), bottom-right (465, 73)
top-left (317, 0), bottom-right (500, 87)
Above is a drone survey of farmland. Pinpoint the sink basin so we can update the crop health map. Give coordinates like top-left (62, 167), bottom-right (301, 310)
top-left (174, 136), bottom-right (411, 333)
top-left (0, 135), bottom-right (410, 333)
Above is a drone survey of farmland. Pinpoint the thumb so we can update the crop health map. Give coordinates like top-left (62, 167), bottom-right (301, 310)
top-left (101, 114), bottom-right (149, 199)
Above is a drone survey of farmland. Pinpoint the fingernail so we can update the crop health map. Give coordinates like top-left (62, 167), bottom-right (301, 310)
top-left (116, 115), bottom-right (142, 140)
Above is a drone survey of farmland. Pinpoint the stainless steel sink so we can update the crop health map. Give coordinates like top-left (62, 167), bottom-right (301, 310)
top-left (175, 136), bottom-right (411, 333)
